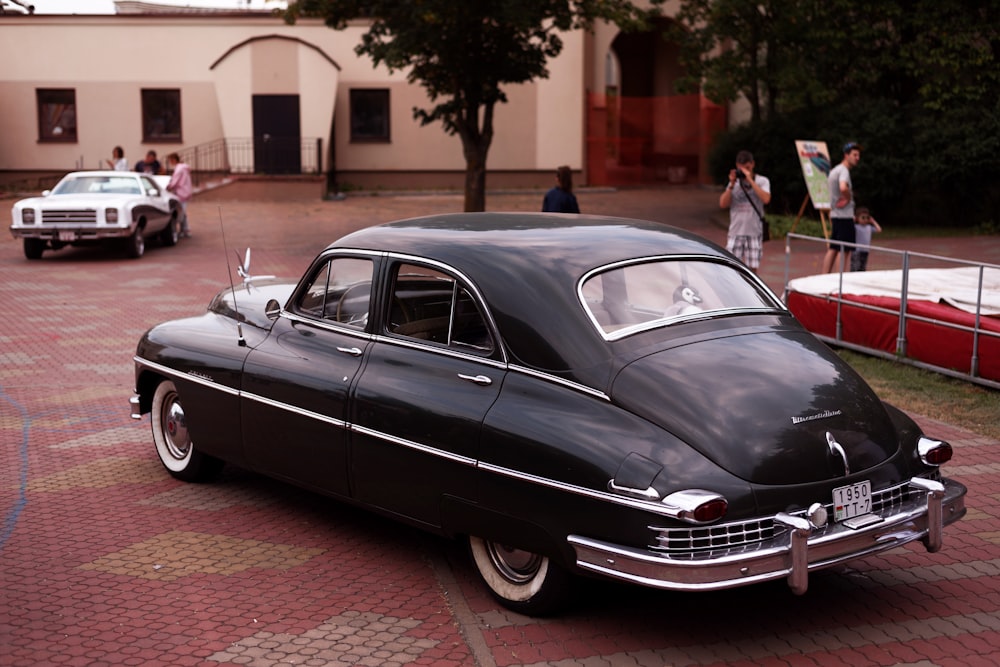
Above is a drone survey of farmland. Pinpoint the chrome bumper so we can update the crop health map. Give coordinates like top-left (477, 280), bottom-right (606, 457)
top-left (11, 225), bottom-right (136, 240)
top-left (568, 476), bottom-right (966, 594)
top-left (129, 393), bottom-right (143, 420)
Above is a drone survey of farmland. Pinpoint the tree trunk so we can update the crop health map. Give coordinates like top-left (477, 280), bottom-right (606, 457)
top-left (457, 100), bottom-right (494, 212)
top-left (463, 146), bottom-right (487, 212)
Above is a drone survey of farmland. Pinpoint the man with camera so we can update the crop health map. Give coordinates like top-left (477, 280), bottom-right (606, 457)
top-left (719, 150), bottom-right (771, 273)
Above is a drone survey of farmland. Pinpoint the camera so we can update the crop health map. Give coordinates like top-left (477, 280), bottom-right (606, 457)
top-left (736, 170), bottom-right (748, 182)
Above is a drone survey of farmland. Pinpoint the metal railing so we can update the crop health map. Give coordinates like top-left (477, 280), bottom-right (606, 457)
top-left (0, 137), bottom-right (324, 196)
top-left (177, 137), bottom-right (323, 186)
top-left (782, 233), bottom-right (1000, 390)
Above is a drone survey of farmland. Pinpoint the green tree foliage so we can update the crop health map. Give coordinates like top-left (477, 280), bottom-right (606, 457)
top-left (675, 0), bottom-right (1000, 227)
top-left (286, 0), bottom-right (661, 211)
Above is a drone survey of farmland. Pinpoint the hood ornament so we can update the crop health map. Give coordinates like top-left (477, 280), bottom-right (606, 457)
top-left (236, 248), bottom-right (275, 291)
top-left (826, 431), bottom-right (850, 476)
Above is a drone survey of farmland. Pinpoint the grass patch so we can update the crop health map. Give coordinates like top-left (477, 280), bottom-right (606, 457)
top-left (836, 348), bottom-right (1000, 439)
top-left (767, 213), bottom-right (985, 241)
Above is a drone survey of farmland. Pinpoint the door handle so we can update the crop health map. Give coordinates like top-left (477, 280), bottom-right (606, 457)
top-left (336, 346), bottom-right (363, 357)
top-left (458, 373), bottom-right (492, 386)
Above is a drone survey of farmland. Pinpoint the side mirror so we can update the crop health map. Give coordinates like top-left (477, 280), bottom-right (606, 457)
top-left (265, 299), bottom-right (281, 321)
top-left (42, 190), bottom-right (52, 196)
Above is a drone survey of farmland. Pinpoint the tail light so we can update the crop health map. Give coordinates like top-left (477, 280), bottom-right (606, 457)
top-left (918, 437), bottom-right (952, 466)
top-left (662, 489), bottom-right (728, 524)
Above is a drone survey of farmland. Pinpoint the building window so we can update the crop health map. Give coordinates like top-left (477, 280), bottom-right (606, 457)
top-left (141, 89), bottom-right (182, 142)
top-left (350, 89), bottom-right (390, 142)
top-left (37, 89), bottom-right (77, 142)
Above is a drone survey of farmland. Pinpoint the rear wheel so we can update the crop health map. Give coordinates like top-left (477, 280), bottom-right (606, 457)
top-left (150, 380), bottom-right (223, 482)
top-left (23, 238), bottom-right (46, 260)
top-left (468, 536), bottom-right (572, 615)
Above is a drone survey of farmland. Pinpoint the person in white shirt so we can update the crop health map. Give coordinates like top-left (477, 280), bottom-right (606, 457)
top-left (105, 146), bottom-right (128, 171)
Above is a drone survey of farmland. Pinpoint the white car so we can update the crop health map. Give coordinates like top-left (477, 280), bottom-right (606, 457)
top-left (9, 171), bottom-right (186, 259)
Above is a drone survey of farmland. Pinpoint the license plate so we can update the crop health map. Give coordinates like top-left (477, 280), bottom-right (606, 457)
top-left (58, 231), bottom-right (76, 242)
top-left (832, 480), bottom-right (872, 522)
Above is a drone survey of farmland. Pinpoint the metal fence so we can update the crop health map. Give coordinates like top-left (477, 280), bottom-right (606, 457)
top-left (782, 233), bottom-right (1000, 390)
top-left (0, 137), bottom-right (324, 195)
top-left (177, 137), bottom-right (323, 185)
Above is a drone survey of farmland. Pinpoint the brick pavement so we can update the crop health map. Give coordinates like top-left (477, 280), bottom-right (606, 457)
top-left (2, 180), bottom-right (999, 667)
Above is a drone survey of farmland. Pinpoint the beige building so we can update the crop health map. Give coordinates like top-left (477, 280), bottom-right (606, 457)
top-left (0, 3), bottom-right (729, 191)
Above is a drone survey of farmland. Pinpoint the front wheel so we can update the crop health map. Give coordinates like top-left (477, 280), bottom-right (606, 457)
top-left (125, 226), bottom-right (145, 258)
top-left (23, 238), bottom-right (46, 260)
top-left (468, 536), bottom-right (572, 615)
top-left (150, 380), bottom-right (223, 482)
top-left (160, 214), bottom-right (180, 247)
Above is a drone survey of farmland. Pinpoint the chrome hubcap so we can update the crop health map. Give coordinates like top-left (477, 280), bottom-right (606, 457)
top-left (487, 543), bottom-right (542, 584)
top-left (161, 397), bottom-right (190, 460)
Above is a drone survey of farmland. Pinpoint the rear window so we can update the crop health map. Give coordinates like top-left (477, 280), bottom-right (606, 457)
top-left (579, 258), bottom-right (780, 340)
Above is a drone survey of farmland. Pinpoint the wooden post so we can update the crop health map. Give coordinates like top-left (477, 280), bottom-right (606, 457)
top-left (790, 193), bottom-right (830, 238)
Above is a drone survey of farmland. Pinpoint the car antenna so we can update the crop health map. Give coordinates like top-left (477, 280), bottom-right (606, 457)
top-left (218, 207), bottom-right (247, 347)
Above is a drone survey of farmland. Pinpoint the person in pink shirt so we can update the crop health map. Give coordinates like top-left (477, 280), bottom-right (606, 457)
top-left (165, 152), bottom-right (193, 238)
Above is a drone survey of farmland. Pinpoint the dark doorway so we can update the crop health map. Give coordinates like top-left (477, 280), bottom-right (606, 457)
top-left (252, 94), bottom-right (302, 174)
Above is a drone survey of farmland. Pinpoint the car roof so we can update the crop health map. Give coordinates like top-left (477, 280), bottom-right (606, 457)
top-left (332, 212), bottom-right (729, 272)
top-left (330, 213), bottom-right (738, 387)
top-left (62, 171), bottom-right (142, 178)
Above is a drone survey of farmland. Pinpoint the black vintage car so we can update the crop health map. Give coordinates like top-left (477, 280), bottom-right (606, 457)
top-left (131, 213), bottom-right (966, 614)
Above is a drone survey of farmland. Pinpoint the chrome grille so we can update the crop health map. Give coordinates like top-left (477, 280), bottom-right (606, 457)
top-left (41, 209), bottom-right (97, 224)
top-left (651, 478), bottom-right (931, 554)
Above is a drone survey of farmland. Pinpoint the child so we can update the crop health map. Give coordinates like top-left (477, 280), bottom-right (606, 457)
top-left (851, 207), bottom-right (882, 271)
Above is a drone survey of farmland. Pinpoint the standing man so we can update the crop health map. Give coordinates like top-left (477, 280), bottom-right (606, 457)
top-left (823, 142), bottom-right (862, 273)
top-left (719, 150), bottom-right (771, 273)
top-left (165, 152), bottom-right (193, 238)
top-left (134, 150), bottom-right (162, 175)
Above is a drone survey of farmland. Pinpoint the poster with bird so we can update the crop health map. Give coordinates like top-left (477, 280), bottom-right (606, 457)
top-left (795, 140), bottom-right (832, 210)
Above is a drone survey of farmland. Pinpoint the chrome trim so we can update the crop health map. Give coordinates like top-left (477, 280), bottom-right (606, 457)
top-left (826, 431), bottom-right (850, 475)
top-left (282, 310), bottom-right (375, 339)
top-left (507, 364), bottom-right (610, 401)
top-left (608, 480), bottom-right (660, 501)
top-left (648, 477), bottom-right (924, 554)
top-left (568, 476), bottom-right (965, 594)
top-left (133, 357), bottom-right (240, 397)
top-left (477, 461), bottom-right (699, 519)
top-left (371, 333), bottom-right (508, 369)
top-left (242, 391), bottom-right (347, 429)
top-left (351, 424), bottom-right (477, 466)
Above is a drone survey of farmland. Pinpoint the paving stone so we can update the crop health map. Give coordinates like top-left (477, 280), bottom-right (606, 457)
top-left (2, 181), bottom-right (998, 667)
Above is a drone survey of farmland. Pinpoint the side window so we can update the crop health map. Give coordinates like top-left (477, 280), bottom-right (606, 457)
top-left (37, 88), bottom-right (77, 142)
top-left (388, 263), bottom-right (494, 355)
top-left (350, 89), bottom-right (390, 143)
top-left (142, 89), bottom-right (182, 142)
top-left (294, 256), bottom-right (373, 330)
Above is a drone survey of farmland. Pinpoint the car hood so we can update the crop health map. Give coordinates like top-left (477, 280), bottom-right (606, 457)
top-left (611, 326), bottom-right (900, 485)
top-left (15, 193), bottom-right (146, 208)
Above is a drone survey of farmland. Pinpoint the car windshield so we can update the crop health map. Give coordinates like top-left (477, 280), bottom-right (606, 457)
top-left (52, 176), bottom-right (141, 196)
top-left (579, 257), bottom-right (781, 340)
